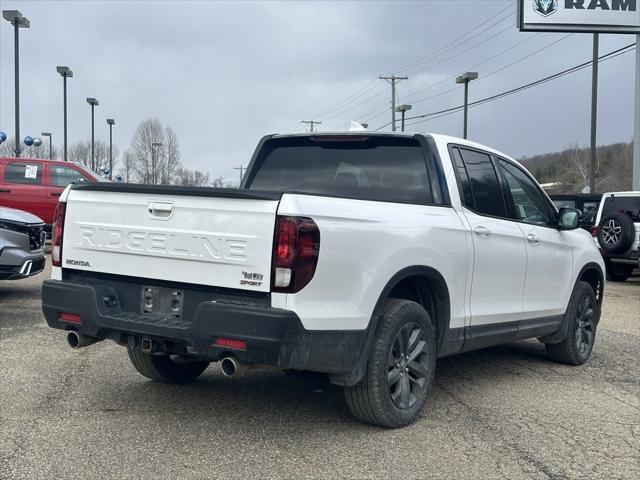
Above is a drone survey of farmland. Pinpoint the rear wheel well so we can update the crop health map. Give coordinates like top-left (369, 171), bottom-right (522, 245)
top-left (579, 267), bottom-right (604, 305)
top-left (387, 272), bottom-right (450, 352)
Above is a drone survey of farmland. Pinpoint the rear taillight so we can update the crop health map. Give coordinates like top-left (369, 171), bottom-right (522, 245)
top-left (272, 216), bottom-right (320, 293)
top-left (591, 226), bottom-right (598, 238)
top-left (52, 202), bottom-right (66, 267)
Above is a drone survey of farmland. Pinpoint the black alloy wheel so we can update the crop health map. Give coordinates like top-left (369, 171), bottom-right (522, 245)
top-left (387, 322), bottom-right (429, 410)
top-left (574, 294), bottom-right (596, 357)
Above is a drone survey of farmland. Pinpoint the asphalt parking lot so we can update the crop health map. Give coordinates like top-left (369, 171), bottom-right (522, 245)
top-left (1, 261), bottom-right (638, 480)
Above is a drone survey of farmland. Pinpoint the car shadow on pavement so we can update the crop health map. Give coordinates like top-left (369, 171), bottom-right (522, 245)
top-left (96, 339), bottom-right (555, 429)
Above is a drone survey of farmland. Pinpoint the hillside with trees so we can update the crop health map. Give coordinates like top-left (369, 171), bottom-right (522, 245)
top-left (521, 141), bottom-right (633, 194)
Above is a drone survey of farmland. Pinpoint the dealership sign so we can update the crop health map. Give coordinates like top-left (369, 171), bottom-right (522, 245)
top-left (518, 0), bottom-right (640, 33)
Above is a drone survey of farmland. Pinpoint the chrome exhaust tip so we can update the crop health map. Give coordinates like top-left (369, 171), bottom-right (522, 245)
top-left (67, 331), bottom-right (99, 349)
top-left (220, 356), bottom-right (251, 378)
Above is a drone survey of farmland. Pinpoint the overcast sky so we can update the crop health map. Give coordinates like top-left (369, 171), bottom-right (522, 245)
top-left (0, 0), bottom-right (636, 182)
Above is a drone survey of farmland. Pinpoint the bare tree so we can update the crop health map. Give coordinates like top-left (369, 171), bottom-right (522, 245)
top-left (0, 137), bottom-right (53, 159)
top-left (129, 118), bottom-right (183, 185)
top-left (118, 150), bottom-right (135, 183)
top-left (68, 141), bottom-right (92, 167)
top-left (176, 168), bottom-right (210, 187)
top-left (161, 126), bottom-right (181, 184)
top-left (568, 143), bottom-right (600, 193)
top-left (211, 176), bottom-right (238, 188)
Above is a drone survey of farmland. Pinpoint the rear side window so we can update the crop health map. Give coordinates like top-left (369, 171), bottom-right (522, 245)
top-left (4, 162), bottom-right (43, 185)
top-left (602, 196), bottom-right (640, 221)
top-left (450, 148), bottom-right (474, 209)
top-left (457, 148), bottom-right (506, 218)
top-left (50, 165), bottom-right (89, 187)
top-left (247, 137), bottom-right (439, 205)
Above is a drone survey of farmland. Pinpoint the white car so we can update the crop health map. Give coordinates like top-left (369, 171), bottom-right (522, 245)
top-left (42, 133), bottom-right (605, 428)
top-left (592, 191), bottom-right (640, 282)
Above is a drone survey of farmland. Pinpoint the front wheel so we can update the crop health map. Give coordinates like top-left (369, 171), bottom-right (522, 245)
top-left (546, 281), bottom-right (598, 366)
top-left (127, 345), bottom-right (209, 383)
top-left (345, 299), bottom-right (436, 428)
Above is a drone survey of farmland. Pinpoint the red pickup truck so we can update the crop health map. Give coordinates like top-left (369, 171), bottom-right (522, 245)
top-left (0, 157), bottom-right (104, 228)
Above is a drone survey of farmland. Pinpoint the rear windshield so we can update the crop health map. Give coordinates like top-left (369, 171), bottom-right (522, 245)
top-left (246, 136), bottom-right (437, 205)
top-left (602, 195), bottom-right (640, 221)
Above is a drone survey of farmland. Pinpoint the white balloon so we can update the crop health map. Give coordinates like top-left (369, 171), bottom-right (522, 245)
top-left (33, 137), bottom-right (43, 147)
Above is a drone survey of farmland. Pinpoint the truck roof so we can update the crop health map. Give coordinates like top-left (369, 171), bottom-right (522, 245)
top-left (270, 131), bottom-right (519, 165)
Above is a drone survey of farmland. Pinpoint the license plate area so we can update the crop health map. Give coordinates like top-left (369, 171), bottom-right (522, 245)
top-left (141, 286), bottom-right (184, 318)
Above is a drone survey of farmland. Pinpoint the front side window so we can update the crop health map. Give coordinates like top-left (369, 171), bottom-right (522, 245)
top-left (458, 148), bottom-right (506, 218)
top-left (50, 165), bottom-right (89, 187)
top-left (498, 159), bottom-right (556, 227)
top-left (4, 162), bottom-right (43, 185)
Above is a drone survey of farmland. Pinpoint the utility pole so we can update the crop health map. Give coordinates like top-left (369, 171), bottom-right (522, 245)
top-left (379, 75), bottom-right (408, 132)
top-left (633, 33), bottom-right (640, 191)
top-left (590, 34), bottom-right (599, 194)
top-left (301, 120), bottom-right (322, 132)
top-left (107, 119), bottom-right (115, 180)
top-left (86, 98), bottom-right (99, 170)
top-left (455, 72), bottom-right (479, 140)
top-left (3, 10), bottom-right (30, 158)
top-left (234, 165), bottom-right (245, 186)
top-left (57, 66), bottom-right (73, 161)
top-left (396, 105), bottom-right (412, 132)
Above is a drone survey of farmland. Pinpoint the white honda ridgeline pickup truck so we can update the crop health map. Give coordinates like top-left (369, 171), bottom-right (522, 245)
top-left (43, 132), bottom-right (605, 428)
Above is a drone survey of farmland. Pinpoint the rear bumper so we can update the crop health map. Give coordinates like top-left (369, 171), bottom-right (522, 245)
top-left (41, 279), bottom-right (366, 374)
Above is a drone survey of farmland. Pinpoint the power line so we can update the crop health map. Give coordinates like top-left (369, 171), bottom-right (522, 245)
top-left (375, 43), bottom-right (636, 131)
top-left (317, 4), bottom-right (516, 125)
top-left (301, 120), bottom-right (322, 132)
top-left (388, 4), bottom-right (515, 75)
top-left (403, 23), bottom-right (515, 77)
top-left (405, 33), bottom-right (574, 109)
top-left (311, 78), bottom-right (381, 119)
top-left (402, 34), bottom-right (540, 103)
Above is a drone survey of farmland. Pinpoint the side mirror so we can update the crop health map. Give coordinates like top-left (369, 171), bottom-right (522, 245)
top-left (558, 208), bottom-right (580, 230)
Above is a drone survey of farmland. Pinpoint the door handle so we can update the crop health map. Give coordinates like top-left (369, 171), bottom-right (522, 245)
top-left (148, 201), bottom-right (174, 218)
top-left (474, 226), bottom-right (492, 237)
top-left (0, 188), bottom-right (11, 193)
top-left (526, 233), bottom-right (539, 244)
top-left (51, 192), bottom-right (61, 197)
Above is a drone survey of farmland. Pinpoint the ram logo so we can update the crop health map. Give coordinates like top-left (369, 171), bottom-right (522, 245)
top-left (533, 0), bottom-right (558, 16)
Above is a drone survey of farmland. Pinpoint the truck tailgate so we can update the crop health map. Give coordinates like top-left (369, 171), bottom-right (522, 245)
top-left (62, 185), bottom-right (281, 292)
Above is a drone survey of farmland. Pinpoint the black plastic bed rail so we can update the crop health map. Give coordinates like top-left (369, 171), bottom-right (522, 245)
top-left (71, 182), bottom-right (283, 201)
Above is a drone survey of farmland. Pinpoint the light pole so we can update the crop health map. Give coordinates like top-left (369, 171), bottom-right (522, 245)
top-left (395, 105), bottom-right (412, 132)
top-left (41, 132), bottom-right (52, 160)
top-left (57, 66), bottom-right (73, 161)
top-left (106, 119), bottom-right (114, 180)
top-left (86, 98), bottom-right (99, 170)
top-left (3, 10), bottom-right (30, 158)
top-left (151, 142), bottom-right (162, 184)
top-left (455, 72), bottom-right (479, 140)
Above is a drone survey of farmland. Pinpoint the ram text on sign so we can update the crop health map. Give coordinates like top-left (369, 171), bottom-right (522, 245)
top-left (519, 0), bottom-right (640, 33)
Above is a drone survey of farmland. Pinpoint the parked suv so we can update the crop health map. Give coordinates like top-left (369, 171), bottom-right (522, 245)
top-left (0, 157), bottom-right (103, 230)
top-left (1, 206), bottom-right (46, 280)
top-left (550, 193), bottom-right (602, 232)
top-left (42, 133), bottom-right (605, 428)
top-left (592, 191), bottom-right (640, 282)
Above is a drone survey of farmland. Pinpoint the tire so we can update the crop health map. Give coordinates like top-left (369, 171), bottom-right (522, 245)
top-left (127, 345), bottom-right (209, 383)
top-left (605, 259), bottom-right (634, 282)
top-left (597, 212), bottom-right (635, 254)
top-left (345, 299), bottom-right (436, 428)
top-left (546, 281), bottom-right (598, 366)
